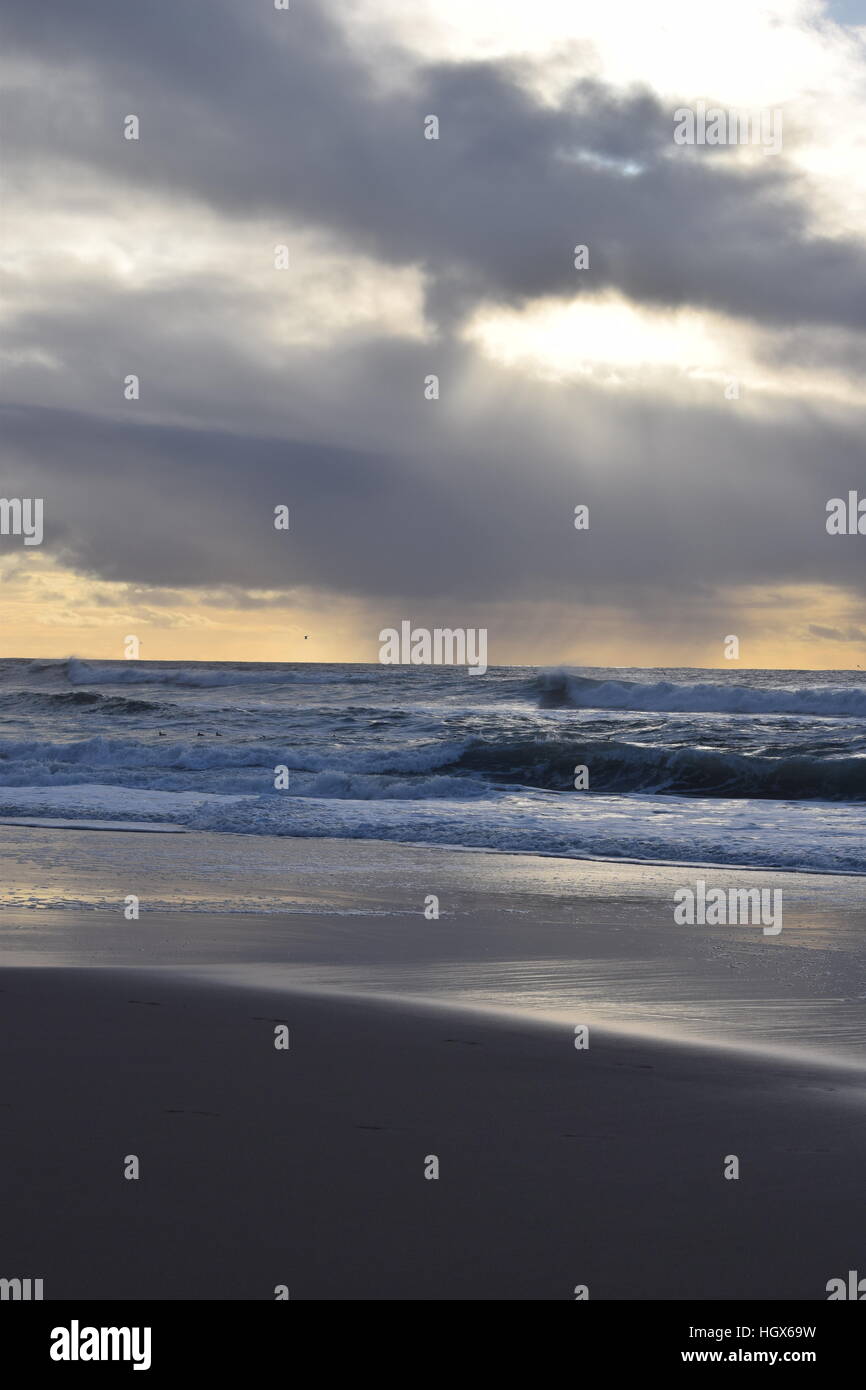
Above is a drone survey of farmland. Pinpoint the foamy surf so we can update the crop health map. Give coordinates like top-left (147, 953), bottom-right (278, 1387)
top-left (1, 658), bottom-right (863, 873)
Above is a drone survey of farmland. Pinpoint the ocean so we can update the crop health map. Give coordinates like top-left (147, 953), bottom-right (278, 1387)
top-left (0, 658), bottom-right (864, 875)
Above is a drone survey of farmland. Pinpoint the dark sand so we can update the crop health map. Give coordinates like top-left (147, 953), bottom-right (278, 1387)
top-left (1, 964), bottom-right (865, 1300)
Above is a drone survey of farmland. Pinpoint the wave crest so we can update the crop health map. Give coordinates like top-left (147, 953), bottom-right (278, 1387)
top-left (63, 658), bottom-right (361, 689)
top-left (537, 670), bottom-right (866, 718)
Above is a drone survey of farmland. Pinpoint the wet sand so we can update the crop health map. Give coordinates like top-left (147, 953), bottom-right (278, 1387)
top-left (1, 964), bottom-right (865, 1300)
top-left (1, 830), bottom-right (864, 1299)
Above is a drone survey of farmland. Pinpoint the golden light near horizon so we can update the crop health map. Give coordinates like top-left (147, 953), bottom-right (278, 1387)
top-left (0, 554), bottom-right (862, 669)
top-left (0, 554), bottom-right (365, 664)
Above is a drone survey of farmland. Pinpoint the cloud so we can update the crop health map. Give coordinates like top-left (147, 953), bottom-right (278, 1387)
top-left (808, 623), bottom-right (866, 641)
top-left (3, 358), bottom-right (864, 606)
top-left (3, 0), bottom-right (866, 334)
top-left (1, 0), bottom-right (865, 662)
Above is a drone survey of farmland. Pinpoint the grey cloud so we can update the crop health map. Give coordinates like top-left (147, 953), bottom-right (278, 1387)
top-left (3, 355), bottom-right (865, 606)
top-left (2, 0), bottom-right (866, 334)
top-left (808, 624), bottom-right (866, 641)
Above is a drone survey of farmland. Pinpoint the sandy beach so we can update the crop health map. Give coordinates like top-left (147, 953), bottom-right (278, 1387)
top-left (2, 829), bottom-right (865, 1300)
top-left (2, 965), bottom-right (865, 1301)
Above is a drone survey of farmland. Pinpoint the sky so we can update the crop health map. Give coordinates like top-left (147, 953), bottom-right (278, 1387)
top-left (1, 0), bottom-right (865, 668)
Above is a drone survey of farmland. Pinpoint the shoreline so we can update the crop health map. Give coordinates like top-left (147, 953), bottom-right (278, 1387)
top-left (4, 811), bottom-right (866, 875)
top-left (1, 825), bottom-right (864, 910)
top-left (2, 828), bottom-right (865, 1065)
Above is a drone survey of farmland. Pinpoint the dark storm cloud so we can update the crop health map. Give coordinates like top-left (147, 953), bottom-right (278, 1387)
top-left (3, 358), bottom-right (864, 604)
top-left (2, 0), bottom-right (866, 332)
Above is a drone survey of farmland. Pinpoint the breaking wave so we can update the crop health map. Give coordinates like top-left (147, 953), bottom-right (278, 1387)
top-left (537, 671), bottom-right (866, 719)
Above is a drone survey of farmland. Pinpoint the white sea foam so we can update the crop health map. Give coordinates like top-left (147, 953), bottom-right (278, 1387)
top-left (0, 782), bottom-right (862, 874)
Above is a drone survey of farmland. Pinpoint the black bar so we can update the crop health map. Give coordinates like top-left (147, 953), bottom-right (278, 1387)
top-left (1, 1300), bottom-right (860, 1375)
